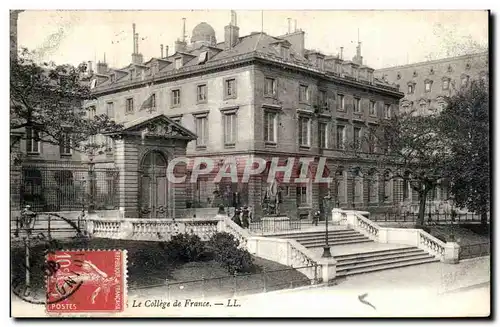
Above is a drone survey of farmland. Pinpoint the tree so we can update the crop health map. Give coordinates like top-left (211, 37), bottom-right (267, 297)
top-left (10, 48), bottom-right (122, 162)
top-left (439, 79), bottom-right (490, 227)
top-left (368, 111), bottom-right (451, 226)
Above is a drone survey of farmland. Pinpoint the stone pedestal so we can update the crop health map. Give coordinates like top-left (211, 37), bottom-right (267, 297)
top-left (262, 216), bottom-right (290, 233)
top-left (443, 242), bottom-right (460, 264)
top-left (331, 208), bottom-right (345, 225)
top-left (316, 257), bottom-right (337, 284)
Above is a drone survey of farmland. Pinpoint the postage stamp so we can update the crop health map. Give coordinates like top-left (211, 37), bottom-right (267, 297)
top-left (45, 250), bottom-right (127, 314)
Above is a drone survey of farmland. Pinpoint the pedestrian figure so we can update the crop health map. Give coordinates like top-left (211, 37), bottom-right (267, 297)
top-left (241, 206), bottom-right (250, 228)
top-left (232, 208), bottom-right (242, 227)
top-left (312, 210), bottom-right (320, 226)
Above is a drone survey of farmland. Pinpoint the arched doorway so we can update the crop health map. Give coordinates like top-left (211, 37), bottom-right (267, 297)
top-left (139, 151), bottom-right (168, 218)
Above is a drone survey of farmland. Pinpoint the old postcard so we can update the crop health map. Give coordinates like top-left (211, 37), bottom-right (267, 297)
top-left (10, 9), bottom-right (490, 318)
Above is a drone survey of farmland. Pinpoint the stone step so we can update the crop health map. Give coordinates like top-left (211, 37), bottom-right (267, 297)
top-left (275, 230), bottom-right (359, 239)
top-left (302, 238), bottom-right (374, 248)
top-left (336, 256), bottom-right (439, 277)
top-left (334, 246), bottom-right (420, 261)
top-left (298, 234), bottom-right (370, 245)
top-left (337, 252), bottom-right (433, 270)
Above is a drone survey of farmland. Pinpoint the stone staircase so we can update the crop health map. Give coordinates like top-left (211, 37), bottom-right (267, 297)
top-left (335, 246), bottom-right (439, 277)
top-left (270, 228), bottom-right (373, 248)
top-left (267, 226), bottom-right (440, 277)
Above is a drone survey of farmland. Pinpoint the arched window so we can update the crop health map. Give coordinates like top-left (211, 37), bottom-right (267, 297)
top-left (367, 169), bottom-right (379, 204)
top-left (334, 168), bottom-right (346, 205)
top-left (403, 171), bottom-right (412, 202)
top-left (353, 168), bottom-right (363, 204)
top-left (383, 170), bottom-right (393, 203)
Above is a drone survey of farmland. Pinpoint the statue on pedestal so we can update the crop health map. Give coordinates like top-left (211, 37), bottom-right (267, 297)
top-left (262, 178), bottom-right (282, 216)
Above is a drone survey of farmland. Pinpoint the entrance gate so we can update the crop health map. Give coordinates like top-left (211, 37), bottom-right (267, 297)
top-left (139, 151), bottom-right (168, 218)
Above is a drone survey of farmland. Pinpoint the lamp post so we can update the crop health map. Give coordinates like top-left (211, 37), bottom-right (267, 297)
top-left (88, 152), bottom-right (96, 214)
top-left (322, 192), bottom-right (332, 258)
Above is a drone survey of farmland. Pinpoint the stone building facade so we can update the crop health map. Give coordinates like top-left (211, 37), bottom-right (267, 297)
top-left (83, 14), bottom-right (406, 220)
top-left (375, 52), bottom-right (489, 211)
top-left (375, 51), bottom-right (488, 115)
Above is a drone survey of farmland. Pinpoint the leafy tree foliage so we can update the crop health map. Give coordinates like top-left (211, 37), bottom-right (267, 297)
top-left (439, 79), bottom-right (490, 226)
top-left (369, 111), bottom-right (451, 225)
top-left (10, 48), bottom-right (122, 161)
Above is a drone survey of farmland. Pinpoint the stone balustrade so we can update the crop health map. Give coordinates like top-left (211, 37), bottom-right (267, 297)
top-left (335, 208), bottom-right (459, 263)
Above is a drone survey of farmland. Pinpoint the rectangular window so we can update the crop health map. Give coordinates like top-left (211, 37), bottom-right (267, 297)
top-left (296, 186), bottom-right (309, 207)
top-left (106, 102), bottom-right (114, 118)
top-left (264, 111), bottom-right (278, 143)
top-left (354, 97), bottom-right (361, 113)
top-left (369, 100), bottom-right (376, 116)
top-left (195, 117), bottom-right (208, 147)
top-left (298, 117), bottom-right (311, 147)
top-left (280, 46), bottom-right (290, 60)
top-left (175, 58), bottom-right (182, 69)
top-left (384, 104), bottom-right (391, 119)
top-left (125, 98), bottom-right (134, 114)
top-left (197, 84), bottom-right (207, 103)
top-left (26, 128), bottom-right (40, 154)
top-left (425, 81), bottom-right (432, 92)
top-left (353, 127), bottom-right (362, 150)
top-left (88, 105), bottom-right (96, 119)
top-left (264, 77), bottom-right (277, 97)
top-left (368, 131), bottom-right (376, 153)
top-left (105, 136), bottom-right (113, 152)
top-left (223, 113), bottom-right (237, 146)
top-left (171, 89), bottom-right (181, 106)
top-left (338, 94), bottom-right (345, 111)
top-left (318, 90), bottom-right (327, 108)
top-left (336, 125), bottom-right (345, 149)
top-left (60, 132), bottom-right (71, 155)
top-left (319, 122), bottom-right (328, 148)
top-left (224, 78), bottom-right (237, 98)
top-left (443, 79), bottom-right (450, 90)
top-left (299, 85), bottom-right (309, 103)
top-left (151, 94), bottom-right (156, 108)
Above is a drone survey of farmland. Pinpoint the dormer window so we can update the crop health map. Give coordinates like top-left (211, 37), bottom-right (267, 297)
top-left (317, 57), bottom-right (324, 70)
top-left (396, 72), bottom-right (401, 80)
top-left (442, 77), bottom-right (450, 90)
top-left (110, 74), bottom-right (115, 83)
top-left (175, 57), bottom-right (182, 69)
top-left (129, 69), bottom-right (135, 80)
top-left (413, 71), bottom-right (418, 77)
top-left (280, 46), bottom-right (290, 60)
top-left (430, 67), bottom-right (434, 75)
top-left (465, 62), bottom-right (471, 70)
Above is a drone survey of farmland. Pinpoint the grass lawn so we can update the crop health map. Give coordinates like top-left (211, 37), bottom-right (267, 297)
top-left (11, 237), bottom-right (310, 299)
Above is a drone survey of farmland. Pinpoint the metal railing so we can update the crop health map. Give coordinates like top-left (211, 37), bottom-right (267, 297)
top-left (11, 166), bottom-right (119, 212)
top-left (248, 219), bottom-right (303, 235)
top-left (459, 242), bottom-right (490, 260)
top-left (369, 212), bottom-right (490, 224)
top-left (129, 264), bottom-right (317, 299)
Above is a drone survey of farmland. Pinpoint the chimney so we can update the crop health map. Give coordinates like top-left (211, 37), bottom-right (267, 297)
top-left (87, 60), bottom-right (93, 74)
top-left (352, 42), bottom-right (363, 65)
top-left (224, 11), bottom-right (239, 49)
top-left (166, 45), bottom-right (169, 57)
top-left (182, 18), bottom-right (186, 43)
top-left (96, 60), bottom-right (108, 74)
top-left (161, 44), bottom-right (164, 58)
top-left (340, 47), bottom-right (344, 60)
top-left (287, 18), bottom-right (291, 34)
top-left (131, 23), bottom-right (144, 64)
top-left (294, 19), bottom-right (297, 32)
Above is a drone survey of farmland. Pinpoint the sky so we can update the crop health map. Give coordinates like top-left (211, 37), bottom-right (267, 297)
top-left (16, 10), bottom-right (489, 70)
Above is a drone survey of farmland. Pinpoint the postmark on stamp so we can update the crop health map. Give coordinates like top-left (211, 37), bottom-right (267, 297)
top-left (46, 250), bottom-right (127, 314)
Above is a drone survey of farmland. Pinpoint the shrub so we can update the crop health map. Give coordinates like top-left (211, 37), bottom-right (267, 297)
top-left (163, 233), bottom-right (205, 263)
top-left (208, 232), bottom-right (254, 274)
top-left (208, 232), bottom-right (239, 250)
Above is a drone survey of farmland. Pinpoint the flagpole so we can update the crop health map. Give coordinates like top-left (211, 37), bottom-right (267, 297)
top-left (261, 11), bottom-right (264, 32)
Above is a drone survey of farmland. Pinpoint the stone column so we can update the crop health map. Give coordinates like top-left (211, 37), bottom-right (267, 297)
top-left (114, 138), bottom-right (139, 218)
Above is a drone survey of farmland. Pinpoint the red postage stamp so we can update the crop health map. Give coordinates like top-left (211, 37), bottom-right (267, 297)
top-left (46, 250), bottom-right (127, 314)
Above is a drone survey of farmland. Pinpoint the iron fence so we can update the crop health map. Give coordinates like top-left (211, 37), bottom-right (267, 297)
top-left (248, 219), bottom-right (303, 235)
top-left (459, 242), bottom-right (490, 260)
top-left (369, 212), bottom-right (490, 224)
top-left (11, 166), bottom-right (119, 212)
top-left (129, 264), bottom-right (317, 299)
